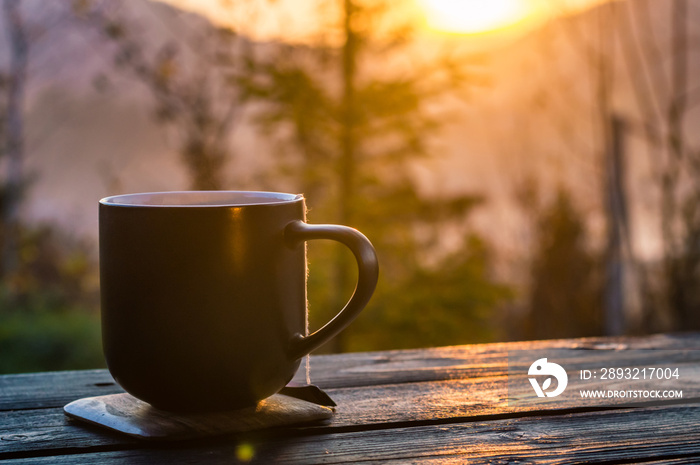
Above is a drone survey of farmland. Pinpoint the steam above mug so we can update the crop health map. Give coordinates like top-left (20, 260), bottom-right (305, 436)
top-left (99, 191), bottom-right (378, 412)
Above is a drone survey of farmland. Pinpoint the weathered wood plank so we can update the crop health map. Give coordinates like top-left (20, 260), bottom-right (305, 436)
top-left (0, 408), bottom-right (132, 457)
top-left (2, 333), bottom-right (697, 411)
top-left (0, 378), bottom-right (502, 456)
top-left (0, 370), bottom-right (121, 411)
top-left (0, 334), bottom-right (697, 463)
top-left (3, 365), bottom-right (699, 457)
top-left (2, 403), bottom-right (699, 464)
top-left (294, 332), bottom-right (700, 389)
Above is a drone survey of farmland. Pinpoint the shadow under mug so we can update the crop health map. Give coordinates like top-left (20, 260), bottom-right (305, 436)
top-left (99, 191), bottom-right (378, 412)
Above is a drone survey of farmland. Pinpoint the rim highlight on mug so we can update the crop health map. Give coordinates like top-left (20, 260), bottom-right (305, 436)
top-left (100, 191), bottom-right (304, 207)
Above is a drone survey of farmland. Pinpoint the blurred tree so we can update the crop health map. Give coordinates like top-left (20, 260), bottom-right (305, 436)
top-left (0, 2), bottom-right (104, 374)
top-left (77, 1), bottom-right (255, 190)
top-left (239, 0), bottom-right (509, 350)
top-left (0, 0), bottom-right (79, 284)
top-left (0, 0), bottom-right (29, 279)
top-left (522, 0), bottom-right (700, 334)
top-left (75, 0), bottom-right (509, 352)
top-left (598, 0), bottom-right (700, 331)
top-left (357, 235), bottom-right (512, 350)
top-left (523, 188), bottom-right (603, 339)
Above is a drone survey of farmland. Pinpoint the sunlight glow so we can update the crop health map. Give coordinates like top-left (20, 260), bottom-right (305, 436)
top-left (159, 0), bottom-right (596, 42)
top-left (420, 0), bottom-right (530, 34)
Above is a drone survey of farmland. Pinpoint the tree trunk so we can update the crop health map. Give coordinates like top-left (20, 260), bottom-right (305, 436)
top-left (604, 115), bottom-right (628, 335)
top-left (2, 0), bottom-right (29, 279)
top-left (666, 0), bottom-right (690, 329)
top-left (328, 0), bottom-right (358, 353)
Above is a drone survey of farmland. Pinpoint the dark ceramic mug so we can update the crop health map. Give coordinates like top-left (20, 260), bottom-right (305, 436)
top-left (99, 191), bottom-right (378, 412)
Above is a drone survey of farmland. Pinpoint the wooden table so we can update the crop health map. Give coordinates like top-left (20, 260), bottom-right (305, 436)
top-left (1, 333), bottom-right (699, 463)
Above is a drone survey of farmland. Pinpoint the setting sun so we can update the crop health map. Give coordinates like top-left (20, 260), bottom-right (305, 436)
top-left (419, 0), bottom-right (530, 34)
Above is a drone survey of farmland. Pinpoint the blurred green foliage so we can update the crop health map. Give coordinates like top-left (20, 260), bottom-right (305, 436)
top-left (0, 306), bottom-right (102, 374)
top-left (344, 235), bottom-right (513, 351)
top-left (0, 223), bottom-right (103, 374)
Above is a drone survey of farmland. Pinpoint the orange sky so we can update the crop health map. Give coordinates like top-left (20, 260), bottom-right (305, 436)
top-left (158, 0), bottom-right (607, 43)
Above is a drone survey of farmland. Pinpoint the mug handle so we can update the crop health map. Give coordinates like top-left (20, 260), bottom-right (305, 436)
top-left (285, 220), bottom-right (379, 360)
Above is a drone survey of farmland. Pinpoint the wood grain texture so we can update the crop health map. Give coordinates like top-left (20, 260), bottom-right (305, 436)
top-left (2, 344), bottom-right (699, 456)
top-left (1, 333), bottom-right (698, 463)
top-left (3, 403), bottom-right (699, 464)
top-left (2, 333), bottom-right (697, 411)
top-left (0, 370), bottom-right (121, 411)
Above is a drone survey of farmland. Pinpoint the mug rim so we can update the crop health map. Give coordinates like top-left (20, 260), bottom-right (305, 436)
top-left (100, 190), bottom-right (304, 207)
